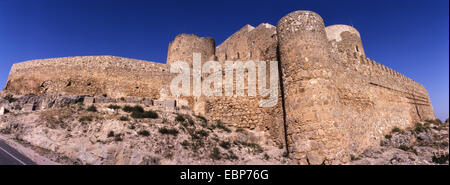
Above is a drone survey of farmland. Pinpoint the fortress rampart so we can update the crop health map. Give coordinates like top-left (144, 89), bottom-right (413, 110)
top-left (3, 10), bottom-right (435, 164)
top-left (6, 56), bottom-right (174, 99)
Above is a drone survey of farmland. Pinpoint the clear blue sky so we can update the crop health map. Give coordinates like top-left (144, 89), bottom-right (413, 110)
top-left (0, 0), bottom-right (448, 120)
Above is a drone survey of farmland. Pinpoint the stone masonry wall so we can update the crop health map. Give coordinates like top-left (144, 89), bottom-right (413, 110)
top-left (5, 56), bottom-right (174, 99)
top-left (276, 11), bottom-right (435, 164)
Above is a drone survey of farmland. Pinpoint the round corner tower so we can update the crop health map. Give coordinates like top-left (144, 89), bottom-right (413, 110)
top-left (325, 24), bottom-right (365, 57)
top-left (277, 10), bottom-right (340, 164)
top-left (166, 34), bottom-right (216, 66)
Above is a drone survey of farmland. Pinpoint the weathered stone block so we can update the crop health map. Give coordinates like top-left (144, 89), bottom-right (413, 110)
top-left (83, 97), bottom-right (95, 105)
top-left (143, 99), bottom-right (153, 106)
top-left (0, 107), bottom-right (5, 115)
top-left (23, 103), bottom-right (34, 112)
top-left (124, 97), bottom-right (142, 104)
top-left (163, 99), bottom-right (176, 109)
top-left (95, 97), bottom-right (116, 104)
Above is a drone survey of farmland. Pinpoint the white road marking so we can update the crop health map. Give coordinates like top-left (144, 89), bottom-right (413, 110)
top-left (0, 145), bottom-right (27, 165)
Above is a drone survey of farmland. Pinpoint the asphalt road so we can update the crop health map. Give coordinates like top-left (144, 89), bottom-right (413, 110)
top-left (0, 139), bottom-right (36, 165)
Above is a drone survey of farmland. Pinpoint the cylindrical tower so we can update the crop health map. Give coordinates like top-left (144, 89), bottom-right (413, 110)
top-left (166, 34), bottom-right (215, 66)
top-left (277, 11), bottom-right (340, 164)
top-left (325, 24), bottom-right (365, 57)
top-left (166, 34), bottom-right (215, 112)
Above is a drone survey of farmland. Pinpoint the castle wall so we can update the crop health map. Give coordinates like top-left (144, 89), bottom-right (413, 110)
top-left (3, 11), bottom-right (436, 164)
top-left (205, 23), bottom-right (285, 144)
top-left (167, 34), bottom-right (216, 66)
top-left (275, 11), bottom-right (435, 164)
top-left (5, 56), bottom-right (174, 99)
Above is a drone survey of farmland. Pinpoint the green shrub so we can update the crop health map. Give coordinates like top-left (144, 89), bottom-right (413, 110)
top-left (216, 121), bottom-right (231, 133)
top-left (391, 127), bottom-right (401, 133)
top-left (264, 153), bottom-right (270, 160)
top-left (181, 140), bottom-right (190, 148)
top-left (79, 116), bottom-right (93, 122)
top-left (87, 105), bottom-right (97, 112)
top-left (210, 147), bottom-right (221, 160)
top-left (236, 141), bottom-right (263, 154)
top-left (175, 114), bottom-right (185, 122)
top-left (119, 116), bottom-right (129, 121)
top-left (195, 129), bottom-right (209, 138)
top-left (195, 115), bottom-right (207, 123)
top-left (350, 154), bottom-right (360, 161)
top-left (219, 141), bottom-right (231, 149)
top-left (123, 105), bottom-right (144, 113)
top-left (385, 134), bottom-right (392, 140)
top-left (398, 145), bottom-right (410, 151)
top-left (4, 94), bottom-right (17, 103)
top-left (107, 131), bottom-right (115, 137)
top-left (138, 130), bottom-right (150, 136)
top-left (432, 154), bottom-right (449, 164)
top-left (114, 134), bottom-right (123, 141)
top-left (414, 122), bottom-right (429, 133)
top-left (226, 151), bottom-right (238, 160)
top-left (188, 118), bottom-right (195, 125)
top-left (131, 110), bottom-right (158, 119)
top-left (108, 104), bottom-right (121, 110)
top-left (159, 127), bottom-right (179, 136)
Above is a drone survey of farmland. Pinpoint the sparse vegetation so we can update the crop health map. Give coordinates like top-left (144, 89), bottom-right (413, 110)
top-left (264, 153), bottom-right (270, 160)
top-left (138, 130), bottom-right (150, 136)
top-left (215, 120), bottom-right (231, 133)
top-left (107, 104), bottom-right (121, 110)
top-left (210, 147), bottom-right (221, 160)
top-left (131, 110), bottom-right (158, 119)
top-left (195, 115), bottom-right (207, 123)
top-left (219, 141), bottom-right (231, 149)
top-left (236, 128), bottom-right (245, 133)
top-left (4, 94), bottom-right (17, 103)
top-left (236, 141), bottom-right (263, 154)
top-left (414, 122), bottom-right (429, 133)
top-left (159, 127), bottom-right (179, 136)
top-left (391, 127), bottom-right (401, 133)
top-left (79, 116), bottom-right (93, 122)
top-left (398, 145), bottom-right (410, 151)
top-left (181, 140), bottom-right (189, 148)
top-left (123, 105), bottom-right (144, 113)
top-left (385, 134), bottom-right (392, 140)
top-left (175, 114), bottom-right (186, 122)
top-left (350, 154), bottom-right (360, 161)
top-left (114, 134), bottom-right (123, 141)
top-left (87, 105), bottom-right (97, 112)
top-left (107, 131), bottom-right (115, 138)
top-left (432, 154), bottom-right (449, 164)
top-left (119, 116), bottom-right (129, 121)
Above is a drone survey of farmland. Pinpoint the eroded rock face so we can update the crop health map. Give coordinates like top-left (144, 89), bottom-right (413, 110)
top-left (0, 99), bottom-right (293, 165)
top-left (349, 121), bottom-right (449, 165)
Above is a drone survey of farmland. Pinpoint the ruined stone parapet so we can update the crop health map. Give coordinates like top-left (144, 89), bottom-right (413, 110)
top-left (5, 56), bottom-right (173, 99)
top-left (216, 24), bottom-right (255, 61)
top-left (166, 34), bottom-right (215, 66)
top-left (325, 25), bottom-right (365, 57)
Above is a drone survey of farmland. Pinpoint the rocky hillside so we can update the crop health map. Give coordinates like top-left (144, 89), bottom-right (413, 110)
top-left (348, 119), bottom-right (449, 165)
top-left (0, 93), bottom-right (448, 165)
top-left (0, 94), bottom-right (292, 165)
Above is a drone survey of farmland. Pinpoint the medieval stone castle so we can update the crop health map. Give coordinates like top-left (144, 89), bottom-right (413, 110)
top-left (3, 11), bottom-right (435, 164)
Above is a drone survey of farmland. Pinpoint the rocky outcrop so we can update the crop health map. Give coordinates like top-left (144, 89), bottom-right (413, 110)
top-left (348, 120), bottom-right (449, 165)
